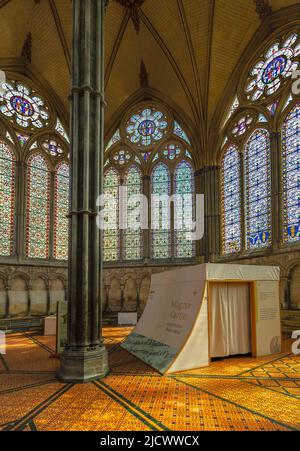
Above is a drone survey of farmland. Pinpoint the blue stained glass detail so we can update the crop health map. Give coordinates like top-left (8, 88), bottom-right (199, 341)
top-left (173, 121), bottom-right (191, 145)
top-left (282, 104), bottom-right (300, 243)
top-left (244, 129), bottom-right (271, 249)
top-left (138, 120), bottom-right (156, 136)
top-left (11, 96), bottom-right (34, 116)
top-left (262, 56), bottom-right (287, 85)
top-left (126, 108), bottom-right (168, 147)
top-left (222, 145), bottom-right (242, 254)
top-left (174, 161), bottom-right (195, 258)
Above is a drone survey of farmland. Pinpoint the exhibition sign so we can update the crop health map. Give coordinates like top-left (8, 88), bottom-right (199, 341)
top-left (121, 264), bottom-right (281, 374)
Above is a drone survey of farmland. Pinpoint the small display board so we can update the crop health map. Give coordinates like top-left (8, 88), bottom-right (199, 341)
top-left (56, 301), bottom-right (68, 355)
top-left (118, 312), bottom-right (138, 326)
top-left (44, 316), bottom-right (56, 336)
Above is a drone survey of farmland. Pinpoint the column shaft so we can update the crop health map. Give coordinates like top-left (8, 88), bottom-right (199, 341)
top-left (197, 166), bottom-right (221, 262)
top-left (59, 0), bottom-right (109, 383)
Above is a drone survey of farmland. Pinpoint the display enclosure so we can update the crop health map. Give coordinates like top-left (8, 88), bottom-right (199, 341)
top-left (121, 264), bottom-right (281, 374)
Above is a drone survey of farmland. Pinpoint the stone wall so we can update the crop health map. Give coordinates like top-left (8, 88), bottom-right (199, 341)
top-left (0, 250), bottom-right (299, 320)
top-left (0, 266), bottom-right (67, 318)
top-left (0, 264), bottom-right (172, 319)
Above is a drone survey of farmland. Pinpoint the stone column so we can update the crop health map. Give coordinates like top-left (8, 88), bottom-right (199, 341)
top-left (197, 166), bottom-right (221, 262)
top-left (27, 282), bottom-right (32, 317)
top-left (46, 280), bottom-right (51, 316)
top-left (5, 283), bottom-right (10, 319)
top-left (59, 0), bottom-right (109, 383)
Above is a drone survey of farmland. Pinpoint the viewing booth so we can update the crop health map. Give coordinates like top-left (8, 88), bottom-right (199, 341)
top-left (121, 264), bottom-right (281, 374)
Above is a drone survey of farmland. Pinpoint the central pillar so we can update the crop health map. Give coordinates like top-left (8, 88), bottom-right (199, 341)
top-left (59, 0), bottom-right (109, 383)
top-left (196, 166), bottom-right (221, 262)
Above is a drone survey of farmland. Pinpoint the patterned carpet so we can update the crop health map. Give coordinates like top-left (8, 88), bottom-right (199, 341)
top-left (0, 327), bottom-right (299, 431)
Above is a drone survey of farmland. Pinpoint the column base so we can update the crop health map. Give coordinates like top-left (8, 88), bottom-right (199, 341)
top-left (58, 346), bottom-right (109, 383)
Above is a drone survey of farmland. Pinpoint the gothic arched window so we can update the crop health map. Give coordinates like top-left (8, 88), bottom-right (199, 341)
top-left (54, 163), bottom-right (69, 260)
top-left (0, 140), bottom-right (15, 256)
top-left (103, 168), bottom-right (120, 262)
top-left (105, 103), bottom-right (195, 263)
top-left (244, 129), bottom-right (271, 249)
top-left (26, 154), bottom-right (50, 259)
top-left (221, 30), bottom-right (300, 255)
top-left (123, 165), bottom-right (143, 261)
top-left (221, 145), bottom-right (242, 254)
top-left (281, 104), bottom-right (300, 243)
top-left (151, 163), bottom-right (171, 259)
top-left (174, 160), bottom-right (195, 258)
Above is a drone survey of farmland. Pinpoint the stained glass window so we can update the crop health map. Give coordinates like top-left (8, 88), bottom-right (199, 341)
top-left (123, 166), bottom-right (143, 261)
top-left (221, 145), bottom-right (242, 254)
top-left (112, 148), bottom-right (131, 166)
top-left (126, 108), bottom-right (168, 147)
top-left (174, 161), bottom-right (195, 258)
top-left (245, 33), bottom-right (300, 101)
top-left (232, 115), bottom-right (253, 137)
top-left (42, 139), bottom-right (64, 158)
top-left (5, 131), bottom-right (14, 145)
top-left (16, 133), bottom-right (29, 147)
top-left (244, 129), bottom-right (271, 249)
top-left (173, 121), bottom-right (191, 145)
top-left (151, 163), bottom-right (171, 259)
top-left (162, 144), bottom-right (181, 161)
top-left (54, 163), bottom-right (69, 260)
top-left (103, 168), bottom-right (120, 262)
top-left (26, 154), bottom-right (50, 259)
top-left (106, 129), bottom-right (121, 152)
top-left (0, 81), bottom-right (49, 129)
top-left (224, 96), bottom-right (239, 125)
top-left (283, 94), bottom-right (293, 112)
top-left (55, 118), bottom-right (70, 143)
top-left (0, 140), bottom-right (15, 256)
top-left (267, 100), bottom-right (279, 116)
top-left (142, 152), bottom-right (151, 163)
top-left (281, 104), bottom-right (300, 243)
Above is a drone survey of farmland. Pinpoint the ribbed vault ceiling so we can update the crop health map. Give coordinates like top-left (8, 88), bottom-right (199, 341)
top-left (0, 0), bottom-right (299, 155)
